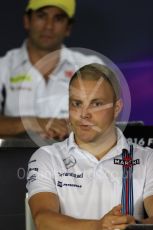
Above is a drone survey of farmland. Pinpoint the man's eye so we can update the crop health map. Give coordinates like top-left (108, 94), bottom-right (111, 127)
top-left (92, 102), bottom-right (103, 107)
top-left (36, 12), bottom-right (46, 18)
top-left (71, 101), bottom-right (81, 107)
top-left (54, 15), bottom-right (66, 22)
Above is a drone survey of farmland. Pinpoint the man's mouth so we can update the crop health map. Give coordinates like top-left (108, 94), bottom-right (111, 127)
top-left (40, 34), bottom-right (54, 40)
top-left (79, 121), bottom-right (94, 130)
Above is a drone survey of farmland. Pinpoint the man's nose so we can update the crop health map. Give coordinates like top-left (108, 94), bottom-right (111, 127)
top-left (80, 106), bottom-right (91, 119)
top-left (45, 18), bottom-right (54, 29)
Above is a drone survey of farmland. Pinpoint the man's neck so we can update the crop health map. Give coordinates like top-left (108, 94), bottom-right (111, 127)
top-left (27, 41), bottom-right (61, 81)
top-left (76, 128), bottom-right (117, 160)
top-left (27, 40), bottom-right (61, 63)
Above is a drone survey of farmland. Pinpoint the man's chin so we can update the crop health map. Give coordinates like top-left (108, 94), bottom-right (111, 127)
top-left (36, 41), bottom-right (60, 52)
top-left (76, 133), bottom-right (96, 143)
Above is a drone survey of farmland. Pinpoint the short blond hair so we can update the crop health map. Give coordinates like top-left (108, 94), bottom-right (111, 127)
top-left (69, 63), bottom-right (121, 101)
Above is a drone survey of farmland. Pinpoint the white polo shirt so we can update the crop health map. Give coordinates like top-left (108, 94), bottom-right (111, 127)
top-left (0, 42), bottom-right (103, 118)
top-left (27, 128), bottom-right (153, 220)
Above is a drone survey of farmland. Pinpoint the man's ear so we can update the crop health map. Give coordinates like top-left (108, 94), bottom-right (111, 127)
top-left (114, 99), bottom-right (123, 119)
top-left (23, 14), bottom-right (30, 30)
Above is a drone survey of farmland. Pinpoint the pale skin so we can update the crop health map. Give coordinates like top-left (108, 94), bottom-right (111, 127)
top-left (29, 77), bottom-right (153, 229)
top-left (0, 6), bottom-right (71, 139)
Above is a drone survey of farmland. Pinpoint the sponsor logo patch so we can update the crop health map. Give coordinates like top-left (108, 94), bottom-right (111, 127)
top-left (27, 174), bottom-right (36, 183)
top-left (57, 181), bottom-right (82, 188)
top-left (114, 157), bottom-right (140, 167)
top-left (64, 70), bottom-right (74, 78)
top-left (28, 167), bottom-right (38, 173)
top-left (58, 172), bottom-right (83, 178)
top-left (63, 156), bottom-right (76, 169)
top-left (28, 160), bottom-right (36, 164)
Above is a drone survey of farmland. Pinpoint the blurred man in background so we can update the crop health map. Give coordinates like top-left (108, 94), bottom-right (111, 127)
top-left (0, 0), bottom-right (102, 140)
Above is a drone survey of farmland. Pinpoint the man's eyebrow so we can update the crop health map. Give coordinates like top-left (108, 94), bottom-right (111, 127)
top-left (69, 98), bottom-right (82, 101)
top-left (35, 9), bottom-right (47, 15)
top-left (35, 8), bottom-right (46, 13)
top-left (55, 12), bottom-right (68, 17)
top-left (90, 98), bottom-right (104, 102)
top-left (69, 98), bottom-right (105, 103)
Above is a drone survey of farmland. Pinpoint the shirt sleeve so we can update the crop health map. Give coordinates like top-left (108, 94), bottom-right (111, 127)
top-left (143, 148), bottom-right (153, 199)
top-left (26, 147), bottom-right (57, 200)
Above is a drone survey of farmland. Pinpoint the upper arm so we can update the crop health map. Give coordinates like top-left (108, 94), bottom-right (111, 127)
top-left (27, 148), bottom-right (62, 228)
top-left (27, 147), bottom-right (57, 199)
top-left (29, 192), bottom-right (60, 220)
top-left (144, 195), bottom-right (153, 217)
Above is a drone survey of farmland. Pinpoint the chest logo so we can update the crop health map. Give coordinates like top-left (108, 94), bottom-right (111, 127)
top-left (114, 157), bottom-right (140, 167)
top-left (65, 70), bottom-right (74, 78)
top-left (63, 156), bottom-right (76, 169)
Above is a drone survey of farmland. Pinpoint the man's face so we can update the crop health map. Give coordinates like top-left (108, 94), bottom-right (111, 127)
top-left (24, 6), bottom-right (71, 51)
top-left (69, 76), bottom-right (122, 144)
